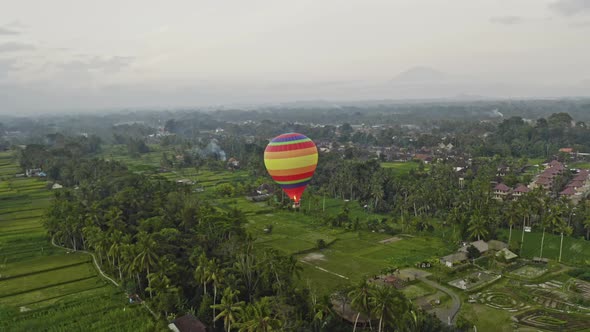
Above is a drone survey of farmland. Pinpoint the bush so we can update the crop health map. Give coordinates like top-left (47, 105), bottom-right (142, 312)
top-left (215, 183), bottom-right (235, 197)
top-left (316, 239), bottom-right (327, 249)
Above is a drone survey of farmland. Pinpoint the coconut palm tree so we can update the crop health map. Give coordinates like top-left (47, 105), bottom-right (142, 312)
top-left (237, 297), bottom-right (282, 332)
top-left (212, 287), bottom-right (244, 332)
top-left (209, 258), bottom-right (224, 328)
top-left (468, 213), bottom-right (488, 241)
top-left (348, 280), bottom-right (373, 332)
top-left (133, 231), bottom-right (159, 298)
top-left (505, 202), bottom-right (519, 246)
top-left (370, 286), bottom-right (407, 332)
top-left (583, 215), bottom-right (590, 241)
top-left (553, 217), bottom-right (573, 263)
top-left (195, 253), bottom-right (212, 296)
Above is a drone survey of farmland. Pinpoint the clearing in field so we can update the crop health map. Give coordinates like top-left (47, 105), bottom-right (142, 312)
top-left (509, 264), bottom-right (548, 279)
top-left (449, 271), bottom-right (501, 290)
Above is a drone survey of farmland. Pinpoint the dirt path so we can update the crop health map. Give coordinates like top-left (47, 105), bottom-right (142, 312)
top-left (51, 237), bottom-right (158, 319)
top-left (299, 260), bottom-right (349, 280)
top-left (418, 277), bottom-right (461, 326)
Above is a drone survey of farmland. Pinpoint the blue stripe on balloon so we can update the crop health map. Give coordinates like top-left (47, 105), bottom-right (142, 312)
top-left (280, 180), bottom-right (310, 189)
top-left (272, 134), bottom-right (307, 143)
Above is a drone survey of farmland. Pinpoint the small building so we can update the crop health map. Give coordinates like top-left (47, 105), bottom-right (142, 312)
top-left (566, 180), bottom-right (585, 189)
top-left (51, 183), bottom-right (63, 190)
top-left (512, 184), bottom-right (530, 200)
top-left (414, 153), bottom-right (433, 164)
top-left (227, 157), bottom-right (240, 169)
top-left (25, 168), bottom-right (43, 177)
top-left (168, 314), bottom-right (207, 332)
top-left (534, 177), bottom-right (552, 190)
top-left (176, 179), bottom-right (194, 185)
top-left (487, 240), bottom-right (508, 251)
top-left (496, 248), bottom-right (518, 262)
top-left (559, 147), bottom-right (574, 154)
top-left (459, 240), bottom-right (489, 254)
top-left (493, 183), bottom-right (511, 200)
top-left (560, 186), bottom-right (577, 197)
top-left (440, 252), bottom-right (468, 267)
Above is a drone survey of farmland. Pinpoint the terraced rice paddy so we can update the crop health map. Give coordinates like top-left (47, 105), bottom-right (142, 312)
top-left (0, 152), bottom-right (155, 331)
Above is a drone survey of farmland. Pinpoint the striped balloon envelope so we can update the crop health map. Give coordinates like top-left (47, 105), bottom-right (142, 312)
top-left (264, 133), bottom-right (318, 206)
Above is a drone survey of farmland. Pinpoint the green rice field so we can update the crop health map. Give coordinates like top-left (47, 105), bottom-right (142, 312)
top-left (0, 152), bottom-right (156, 331)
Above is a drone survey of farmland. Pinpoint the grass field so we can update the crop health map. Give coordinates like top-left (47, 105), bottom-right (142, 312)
top-left (500, 229), bottom-right (590, 265)
top-left (217, 196), bottom-right (455, 295)
top-left (0, 152), bottom-right (156, 331)
top-left (571, 161), bottom-right (590, 170)
top-left (380, 161), bottom-right (428, 175)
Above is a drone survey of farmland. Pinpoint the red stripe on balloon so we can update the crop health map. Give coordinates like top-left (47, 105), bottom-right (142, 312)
top-left (271, 171), bottom-right (315, 182)
top-left (265, 141), bottom-right (316, 152)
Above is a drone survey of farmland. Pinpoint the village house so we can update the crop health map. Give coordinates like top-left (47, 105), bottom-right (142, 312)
top-left (493, 183), bottom-right (511, 200)
top-left (26, 168), bottom-right (46, 177)
top-left (168, 314), bottom-right (207, 332)
top-left (227, 157), bottom-right (240, 169)
top-left (440, 252), bottom-right (468, 267)
top-left (512, 184), bottom-right (530, 200)
top-left (459, 240), bottom-right (489, 254)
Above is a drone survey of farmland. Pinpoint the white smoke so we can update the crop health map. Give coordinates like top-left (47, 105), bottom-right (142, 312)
top-left (199, 139), bottom-right (227, 161)
top-left (489, 109), bottom-right (504, 118)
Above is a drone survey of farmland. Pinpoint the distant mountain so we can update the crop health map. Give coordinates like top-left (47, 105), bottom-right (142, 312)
top-left (390, 66), bottom-right (451, 84)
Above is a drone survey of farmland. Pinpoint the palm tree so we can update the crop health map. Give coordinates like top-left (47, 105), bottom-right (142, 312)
top-left (468, 213), bottom-right (488, 241)
top-left (212, 287), bottom-right (244, 332)
top-left (348, 280), bottom-right (373, 332)
top-left (517, 199), bottom-right (531, 252)
top-left (505, 202), bottom-right (519, 246)
top-left (540, 202), bottom-right (560, 259)
top-left (370, 176), bottom-right (384, 211)
top-left (209, 258), bottom-right (224, 328)
top-left (195, 253), bottom-right (212, 296)
top-left (370, 286), bottom-right (407, 332)
top-left (554, 217), bottom-right (573, 263)
top-left (108, 230), bottom-right (124, 281)
top-left (133, 231), bottom-right (159, 298)
top-left (584, 216), bottom-right (590, 241)
top-left (310, 294), bottom-right (334, 332)
top-left (237, 297), bottom-right (282, 332)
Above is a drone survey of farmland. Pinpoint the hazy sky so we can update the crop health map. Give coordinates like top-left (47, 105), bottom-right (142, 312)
top-left (1, 0), bottom-right (590, 112)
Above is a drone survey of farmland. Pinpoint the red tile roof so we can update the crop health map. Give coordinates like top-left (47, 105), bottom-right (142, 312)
top-left (513, 185), bottom-right (530, 193)
top-left (560, 187), bottom-right (576, 196)
top-left (536, 177), bottom-right (552, 185)
top-left (567, 181), bottom-right (584, 188)
top-left (494, 183), bottom-right (511, 192)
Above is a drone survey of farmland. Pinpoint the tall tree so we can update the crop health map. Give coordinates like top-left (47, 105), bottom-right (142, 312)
top-left (348, 280), bottom-right (373, 332)
top-left (133, 231), bottom-right (159, 298)
top-left (212, 287), bottom-right (244, 332)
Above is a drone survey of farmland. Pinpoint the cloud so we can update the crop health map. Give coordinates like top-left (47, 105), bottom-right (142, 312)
top-left (570, 20), bottom-right (590, 27)
top-left (0, 27), bottom-right (20, 35)
top-left (59, 56), bottom-right (135, 73)
top-left (0, 58), bottom-right (19, 79)
top-left (549, 0), bottom-right (590, 16)
top-left (0, 42), bottom-right (35, 53)
top-left (490, 16), bottom-right (524, 24)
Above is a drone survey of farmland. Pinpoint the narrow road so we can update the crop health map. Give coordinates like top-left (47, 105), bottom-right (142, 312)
top-left (418, 277), bottom-right (461, 326)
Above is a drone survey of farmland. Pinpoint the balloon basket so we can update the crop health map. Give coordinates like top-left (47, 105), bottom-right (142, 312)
top-left (292, 202), bottom-right (300, 209)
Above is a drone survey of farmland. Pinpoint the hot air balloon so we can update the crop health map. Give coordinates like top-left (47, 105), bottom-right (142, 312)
top-left (264, 133), bottom-right (318, 208)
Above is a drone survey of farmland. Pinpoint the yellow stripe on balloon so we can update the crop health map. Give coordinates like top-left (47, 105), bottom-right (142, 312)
top-left (266, 165), bottom-right (317, 176)
top-left (264, 153), bottom-right (318, 170)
